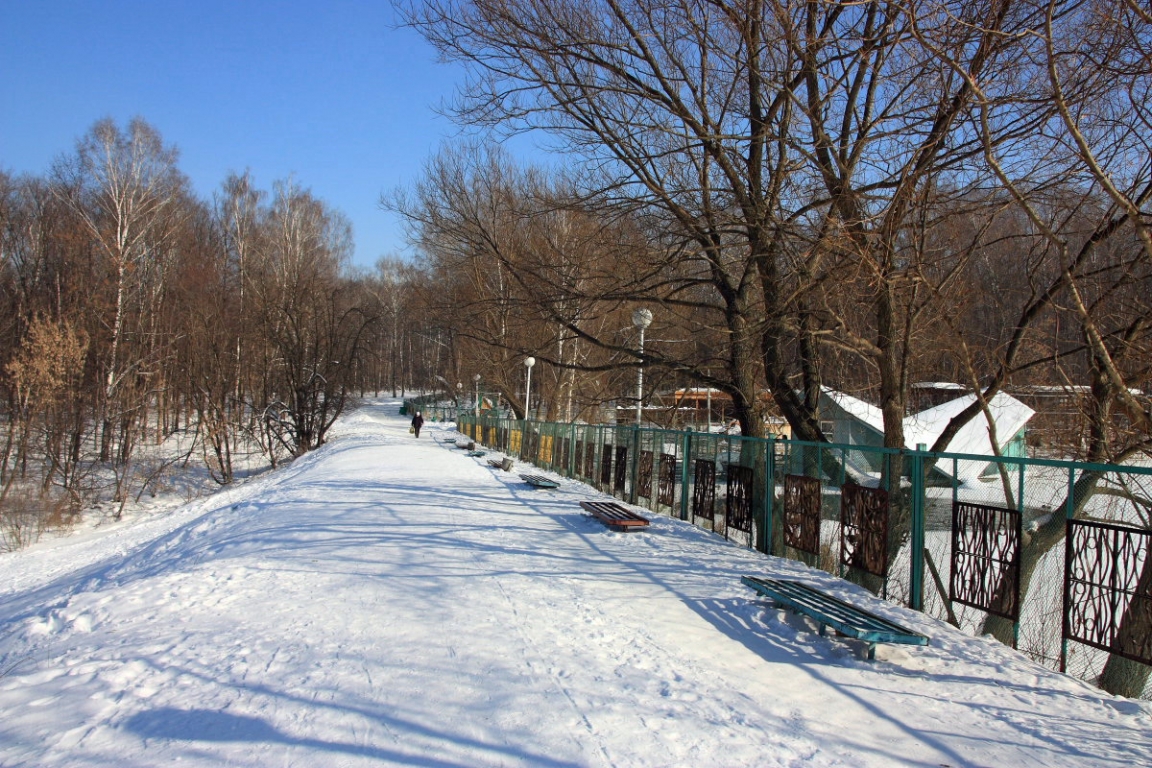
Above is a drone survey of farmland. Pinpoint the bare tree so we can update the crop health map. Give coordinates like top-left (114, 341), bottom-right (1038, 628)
top-left (52, 117), bottom-right (187, 478)
top-left (399, 0), bottom-right (819, 436)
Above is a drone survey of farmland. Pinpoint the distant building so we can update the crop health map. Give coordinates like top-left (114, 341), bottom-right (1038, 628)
top-left (650, 388), bottom-right (791, 436)
top-left (819, 387), bottom-right (1034, 486)
top-left (1009, 384), bottom-right (1151, 453)
top-left (910, 381), bottom-right (970, 412)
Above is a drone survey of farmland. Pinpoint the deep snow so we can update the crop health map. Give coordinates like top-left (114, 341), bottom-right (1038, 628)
top-left (0, 400), bottom-right (1149, 767)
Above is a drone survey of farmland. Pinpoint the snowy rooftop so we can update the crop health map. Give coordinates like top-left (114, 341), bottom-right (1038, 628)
top-left (905, 391), bottom-right (1035, 452)
top-left (822, 387), bottom-right (885, 432)
top-left (0, 401), bottom-right (1145, 767)
top-left (822, 388), bottom-right (1036, 480)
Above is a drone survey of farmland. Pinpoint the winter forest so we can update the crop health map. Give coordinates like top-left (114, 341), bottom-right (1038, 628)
top-left (3, 0), bottom-right (1152, 548)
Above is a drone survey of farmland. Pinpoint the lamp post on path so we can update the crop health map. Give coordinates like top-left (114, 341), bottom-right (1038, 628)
top-left (632, 308), bottom-right (653, 425)
top-left (524, 357), bottom-right (535, 421)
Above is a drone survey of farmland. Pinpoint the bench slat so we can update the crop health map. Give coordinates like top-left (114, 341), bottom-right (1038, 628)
top-left (742, 576), bottom-right (927, 655)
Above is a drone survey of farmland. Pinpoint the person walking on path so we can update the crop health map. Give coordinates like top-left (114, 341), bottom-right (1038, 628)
top-left (411, 411), bottom-right (424, 438)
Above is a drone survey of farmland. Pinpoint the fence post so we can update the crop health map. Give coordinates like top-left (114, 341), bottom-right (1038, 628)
top-left (680, 429), bottom-right (690, 521)
top-left (761, 436), bottom-right (775, 555)
top-left (635, 426), bottom-right (645, 504)
top-left (1060, 465), bottom-right (1075, 673)
top-left (910, 444), bottom-right (927, 611)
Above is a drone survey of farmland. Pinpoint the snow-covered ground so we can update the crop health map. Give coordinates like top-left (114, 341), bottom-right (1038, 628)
top-left (0, 400), bottom-right (1148, 767)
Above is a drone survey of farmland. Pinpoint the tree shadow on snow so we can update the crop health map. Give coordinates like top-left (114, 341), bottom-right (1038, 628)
top-left (124, 706), bottom-right (582, 768)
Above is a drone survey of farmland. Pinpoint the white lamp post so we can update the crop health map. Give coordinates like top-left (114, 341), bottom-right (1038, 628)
top-left (456, 381), bottom-right (463, 422)
top-left (473, 373), bottom-right (481, 417)
top-left (632, 308), bottom-right (653, 424)
top-left (524, 356), bottom-right (536, 420)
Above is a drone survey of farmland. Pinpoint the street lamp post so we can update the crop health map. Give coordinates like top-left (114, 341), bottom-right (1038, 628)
top-left (473, 373), bottom-right (481, 418)
top-left (456, 381), bottom-right (463, 423)
top-left (632, 308), bottom-right (654, 424)
top-left (524, 357), bottom-right (536, 421)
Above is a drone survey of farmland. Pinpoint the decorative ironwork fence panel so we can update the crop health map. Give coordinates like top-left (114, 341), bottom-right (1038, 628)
top-left (693, 459), bottom-right (716, 520)
top-left (950, 501), bottom-right (1022, 620)
top-left (601, 445), bottom-right (613, 486)
top-left (658, 454), bottom-right (677, 507)
top-left (1065, 519), bottom-right (1152, 666)
top-left (638, 450), bottom-right (654, 499)
top-left (585, 442), bottom-right (596, 480)
top-left (614, 446), bottom-right (629, 492)
top-left (575, 440), bottom-right (584, 478)
top-left (783, 474), bottom-right (821, 556)
top-left (840, 483), bottom-right (889, 577)
top-left (726, 465), bottom-right (754, 534)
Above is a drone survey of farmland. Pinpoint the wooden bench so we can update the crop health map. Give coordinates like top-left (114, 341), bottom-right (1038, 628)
top-left (579, 501), bottom-right (650, 531)
top-left (741, 576), bottom-right (928, 660)
top-left (520, 474), bottom-right (560, 489)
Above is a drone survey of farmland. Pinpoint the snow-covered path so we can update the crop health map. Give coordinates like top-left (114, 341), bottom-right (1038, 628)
top-left (1, 401), bottom-right (1149, 767)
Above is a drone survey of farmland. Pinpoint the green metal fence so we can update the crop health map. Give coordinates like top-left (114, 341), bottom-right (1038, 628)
top-left (407, 399), bottom-right (1152, 699)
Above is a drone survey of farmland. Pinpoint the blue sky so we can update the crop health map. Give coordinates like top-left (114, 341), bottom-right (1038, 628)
top-left (1, 1), bottom-right (471, 269)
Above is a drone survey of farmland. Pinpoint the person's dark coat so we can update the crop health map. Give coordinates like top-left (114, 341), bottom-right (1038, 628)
top-left (411, 412), bottom-right (425, 438)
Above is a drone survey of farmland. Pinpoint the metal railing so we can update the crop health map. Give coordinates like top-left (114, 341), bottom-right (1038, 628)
top-left (407, 399), bottom-right (1152, 699)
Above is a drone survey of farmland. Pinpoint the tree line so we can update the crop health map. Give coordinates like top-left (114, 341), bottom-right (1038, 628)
top-left (7, 5), bottom-right (1148, 536)
top-left (0, 117), bottom-right (450, 545)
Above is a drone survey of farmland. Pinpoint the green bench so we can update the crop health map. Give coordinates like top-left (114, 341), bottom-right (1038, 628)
top-left (741, 576), bottom-right (928, 660)
top-left (579, 501), bottom-right (650, 531)
top-left (520, 474), bottom-right (560, 489)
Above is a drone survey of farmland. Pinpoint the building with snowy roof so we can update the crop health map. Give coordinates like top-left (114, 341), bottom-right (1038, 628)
top-left (818, 387), bottom-right (1034, 486)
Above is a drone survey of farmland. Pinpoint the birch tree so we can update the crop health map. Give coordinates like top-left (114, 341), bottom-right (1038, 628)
top-left (52, 117), bottom-right (187, 469)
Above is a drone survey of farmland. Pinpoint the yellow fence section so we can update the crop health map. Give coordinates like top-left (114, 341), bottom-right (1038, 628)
top-left (538, 434), bottom-right (554, 464)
